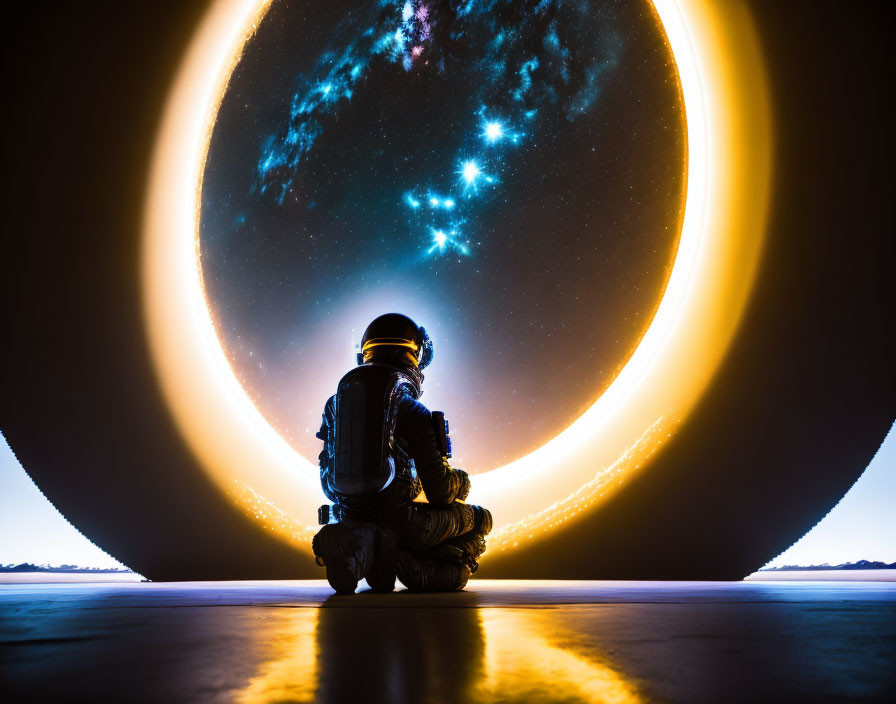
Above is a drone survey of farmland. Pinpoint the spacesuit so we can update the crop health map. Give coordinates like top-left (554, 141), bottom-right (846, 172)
top-left (312, 313), bottom-right (492, 594)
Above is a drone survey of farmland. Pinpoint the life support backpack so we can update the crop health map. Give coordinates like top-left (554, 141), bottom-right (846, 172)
top-left (330, 363), bottom-right (418, 496)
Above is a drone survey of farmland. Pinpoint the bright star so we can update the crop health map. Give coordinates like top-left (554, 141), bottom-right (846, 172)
top-left (433, 229), bottom-right (448, 248)
top-left (404, 193), bottom-right (420, 209)
top-left (461, 160), bottom-right (481, 185)
top-left (483, 121), bottom-right (504, 142)
top-left (430, 197), bottom-right (440, 207)
top-left (444, 198), bottom-right (455, 209)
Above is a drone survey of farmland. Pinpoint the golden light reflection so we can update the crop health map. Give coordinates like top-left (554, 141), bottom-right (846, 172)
top-left (479, 609), bottom-right (642, 704)
top-left (232, 602), bottom-right (641, 703)
top-left (234, 607), bottom-right (319, 704)
top-left (142, 0), bottom-right (771, 556)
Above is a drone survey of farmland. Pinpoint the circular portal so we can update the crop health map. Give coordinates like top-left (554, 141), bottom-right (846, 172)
top-left (8, 0), bottom-right (892, 582)
top-left (142, 0), bottom-right (772, 556)
top-left (199, 0), bottom-right (686, 474)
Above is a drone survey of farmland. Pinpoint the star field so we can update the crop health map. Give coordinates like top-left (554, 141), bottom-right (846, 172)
top-left (200, 0), bottom-right (686, 471)
top-left (255, 0), bottom-right (622, 260)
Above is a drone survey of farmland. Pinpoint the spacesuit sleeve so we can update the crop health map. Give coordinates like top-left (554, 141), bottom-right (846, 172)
top-left (316, 395), bottom-right (338, 503)
top-left (396, 394), bottom-right (470, 506)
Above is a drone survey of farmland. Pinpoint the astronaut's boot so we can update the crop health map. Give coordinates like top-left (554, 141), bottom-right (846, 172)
top-left (365, 525), bottom-right (399, 593)
top-left (312, 522), bottom-right (373, 595)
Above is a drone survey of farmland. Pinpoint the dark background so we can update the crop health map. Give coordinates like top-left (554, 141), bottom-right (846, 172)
top-left (2, 1), bottom-right (893, 580)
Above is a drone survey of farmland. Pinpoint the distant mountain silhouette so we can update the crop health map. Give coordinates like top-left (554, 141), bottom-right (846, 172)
top-left (0, 563), bottom-right (132, 573)
top-left (3, 560), bottom-right (893, 574)
top-left (761, 560), bottom-right (896, 572)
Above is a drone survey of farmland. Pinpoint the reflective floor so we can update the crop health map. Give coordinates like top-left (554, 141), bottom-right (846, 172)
top-left (2, 580), bottom-right (895, 702)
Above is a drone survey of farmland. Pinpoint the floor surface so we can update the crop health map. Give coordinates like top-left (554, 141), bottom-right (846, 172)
top-left (2, 579), bottom-right (895, 702)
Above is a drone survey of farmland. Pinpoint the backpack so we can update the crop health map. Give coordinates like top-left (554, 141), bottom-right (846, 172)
top-left (329, 363), bottom-right (417, 496)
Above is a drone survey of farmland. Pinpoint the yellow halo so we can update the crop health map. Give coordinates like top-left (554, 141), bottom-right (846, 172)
top-left (142, 0), bottom-right (771, 555)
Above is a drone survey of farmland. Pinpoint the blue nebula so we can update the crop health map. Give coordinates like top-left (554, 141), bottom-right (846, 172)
top-left (426, 227), bottom-right (470, 257)
top-left (254, 0), bottom-right (622, 261)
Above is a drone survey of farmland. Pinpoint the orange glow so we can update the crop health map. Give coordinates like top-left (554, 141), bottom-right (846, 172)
top-left (479, 607), bottom-right (643, 703)
top-left (229, 591), bottom-right (641, 703)
top-left (142, 0), bottom-right (771, 556)
top-left (234, 607), bottom-right (319, 703)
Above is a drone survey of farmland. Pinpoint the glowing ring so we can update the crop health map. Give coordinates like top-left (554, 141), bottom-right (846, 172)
top-left (143, 0), bottom-right (771, 555)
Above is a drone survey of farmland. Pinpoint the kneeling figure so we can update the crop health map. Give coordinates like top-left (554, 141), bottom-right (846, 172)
top-left (312, 313), bottom-right (492, 594)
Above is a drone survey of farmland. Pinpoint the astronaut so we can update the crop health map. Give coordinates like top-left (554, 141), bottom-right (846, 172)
top-left (312, 313), bottom-right (492, 594)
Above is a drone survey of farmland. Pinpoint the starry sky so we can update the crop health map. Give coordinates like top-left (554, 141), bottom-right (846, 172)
top-left (200, 0), bottom-right (685, 472)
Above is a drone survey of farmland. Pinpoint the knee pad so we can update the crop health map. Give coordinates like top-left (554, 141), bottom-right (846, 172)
top-left (472, 505), bottom-right (493, 536)
top-left (397, 550), bottom-right (471, 592)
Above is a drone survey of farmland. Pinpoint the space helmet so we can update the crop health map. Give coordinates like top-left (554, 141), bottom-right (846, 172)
top-left (358, 313), bottom-right (433, 370)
